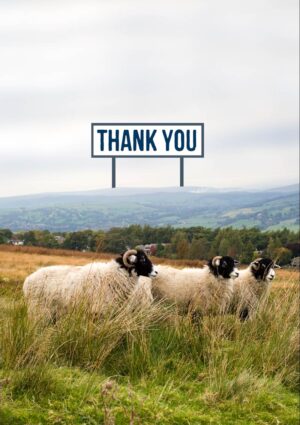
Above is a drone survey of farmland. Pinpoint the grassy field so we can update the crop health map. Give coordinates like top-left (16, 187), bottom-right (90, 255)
top-left (0, 246), bottom-right (299, 424)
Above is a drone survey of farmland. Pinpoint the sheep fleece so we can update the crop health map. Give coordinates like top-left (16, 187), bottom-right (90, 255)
top-left (23, 261), bottom-right (143, 317)
top-left (230, 268), bottom-right (271, 317)
top-left (152, 265), bottom-right (234, 314)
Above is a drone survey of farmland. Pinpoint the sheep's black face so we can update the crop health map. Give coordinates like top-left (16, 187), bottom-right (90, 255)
top-left (134, 250), bottom-right (158, 277)
top-left (208, 256), bottom-right (239, 279)
top-left (250, 258), bottom-right (280, 281)
top-left (116, 250), bottom-right (158, 278)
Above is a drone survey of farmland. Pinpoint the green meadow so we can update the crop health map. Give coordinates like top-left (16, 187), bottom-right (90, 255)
top-left (0, 249), bottom-right (299, 424)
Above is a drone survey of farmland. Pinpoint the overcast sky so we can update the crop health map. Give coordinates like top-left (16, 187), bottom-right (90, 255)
top-left (0, 0), bottom-right (298, 197)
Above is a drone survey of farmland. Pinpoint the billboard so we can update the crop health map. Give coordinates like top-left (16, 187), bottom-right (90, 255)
top-left (91, 123), bottom-right (204, 187)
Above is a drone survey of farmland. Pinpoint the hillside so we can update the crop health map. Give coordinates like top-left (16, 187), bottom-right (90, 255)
top-left (0, 185), bottom-right (298, 231)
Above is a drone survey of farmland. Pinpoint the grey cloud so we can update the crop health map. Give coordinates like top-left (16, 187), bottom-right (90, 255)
top-left (212, 124), bottom-right (299, 150)
top-left (0, 0), bottom-right (298, 196)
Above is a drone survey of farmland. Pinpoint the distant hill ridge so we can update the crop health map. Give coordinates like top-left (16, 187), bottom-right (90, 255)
top-left (0, 184), bottom-right (298, 232)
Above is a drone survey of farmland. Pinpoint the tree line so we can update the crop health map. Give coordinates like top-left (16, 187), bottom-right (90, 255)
top-left (0, 225), bottom-right (299, 265)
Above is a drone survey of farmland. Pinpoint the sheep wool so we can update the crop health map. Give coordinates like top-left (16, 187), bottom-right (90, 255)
top-left (230, 263), bottom-right (275, 320)
top-left (23, 261), bottom-right (138, 319)
top-left (152, 264), bottom-right (235, 315)
top-left (128, 276), bottom-right (154, 309)
top-left (232, 270), bottom-right (271, 318)
top-left (23, 249), bottom-right (157, 320)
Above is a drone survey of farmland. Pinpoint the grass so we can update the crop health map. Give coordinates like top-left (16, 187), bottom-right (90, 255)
top-left (0, 247), bottom-right (299, 424)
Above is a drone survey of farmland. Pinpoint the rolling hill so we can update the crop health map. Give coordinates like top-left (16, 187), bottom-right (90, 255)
top-left (0, 185), bottom-right (298, 231)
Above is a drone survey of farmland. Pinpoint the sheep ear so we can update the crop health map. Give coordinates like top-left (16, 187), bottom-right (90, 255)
top-left (234, 260), bottom-right (239, 265)
top-left (274, 264), bottom-right (281, 269)
top-left (251, 260), bottom-right (260, 270)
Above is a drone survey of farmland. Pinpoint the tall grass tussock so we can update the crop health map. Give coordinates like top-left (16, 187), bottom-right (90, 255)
top-left (0, 247), bottom-right (299, 424)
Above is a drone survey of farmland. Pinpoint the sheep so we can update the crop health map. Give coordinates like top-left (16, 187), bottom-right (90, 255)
top-left (230, 257), bottom-right (280, 320)
top-left (151, 256), bottom-right (239, 316)
top-left (23, 249), bottom-right (158, 321)
top-left (130, 276), bottom-right (154, 308)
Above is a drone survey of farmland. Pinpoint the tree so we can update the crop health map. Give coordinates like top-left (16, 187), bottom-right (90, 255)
top-left (102, 228), bottom-right (128, 253)
top-left (227, 234), bottom-right (243, 259)
top-left (189, 238), bottom-right (210, 260)
top-left (34, 230), bottom-right (58, 248)
top-left (171, 231), bottom-right (190, 259)
top-left (240, 240), bottom-right (255, 264)
top-left (91, 230), bottom-right (106, 252)
top-left (275, 247), bottom-right (293, 266)
top-left (63, 231), bottom-right (93, 251)
top-left (218, 238), bottom-right (231, 256)
top-left (0, 229), bottom-right (13, 241)
top-left (0, 229), bottom-right (13, 244)
top-left (23, 231), bottom-right (37, 246)
top-left (156, 243), bottom-right (166, 257)
top-left (266, 237), bottom-right (281, 258)
top-left (176, 239), bottom-right (189, 259)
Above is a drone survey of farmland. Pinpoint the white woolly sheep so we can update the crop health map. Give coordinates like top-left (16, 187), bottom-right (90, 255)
top-left (151, 256), bottom-right (239, 315)
top-left (230, 257), bottom-right (280, 320)
top-left (23, 249), bottom-right (157, 320)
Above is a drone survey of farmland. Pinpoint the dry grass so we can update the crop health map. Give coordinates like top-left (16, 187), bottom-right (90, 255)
top-left (0, 244), bottom-right (114, 258)
top-left (0, 245), bottom-right (205, 285)
top-left (0, 245), bottom-right (299, 424)
top-left (0, 249), bottom-right (100, 282)
top-left (0, 245), bottom-right (297, 289)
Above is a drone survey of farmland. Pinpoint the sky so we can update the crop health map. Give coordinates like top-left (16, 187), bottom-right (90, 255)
top-left (0, 0), bottom-right (299, 197)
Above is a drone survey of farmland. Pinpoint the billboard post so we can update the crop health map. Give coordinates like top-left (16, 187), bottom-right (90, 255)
top-left (91, 123), bottom-right (204, 188)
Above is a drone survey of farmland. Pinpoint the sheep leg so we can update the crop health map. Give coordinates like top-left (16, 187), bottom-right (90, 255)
top-left (191, 310), bottom-right (203, 325)
top-left (239, 308), bottom-right (249, 321)
top-left (185, 302), bottom-right (203, 325)
top-left (50, 311), bottom-right (58, 325)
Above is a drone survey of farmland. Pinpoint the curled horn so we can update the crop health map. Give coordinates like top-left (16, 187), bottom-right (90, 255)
top-left (212, 256), bottom-right (222, 267)
top-left (123, 249), bottom-right (138, 268)
top-left (271, 257), bottom-right (281, 269)
top-left (252, 258), bottom-right (262, 270)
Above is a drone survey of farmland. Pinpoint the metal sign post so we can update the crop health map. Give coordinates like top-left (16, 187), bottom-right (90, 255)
top-left (180, 157), bottom-right (184, 187)
top-left (112, 157), bottom-right (116, 188)
top-left (91, 123), bottom-right (204, 188)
